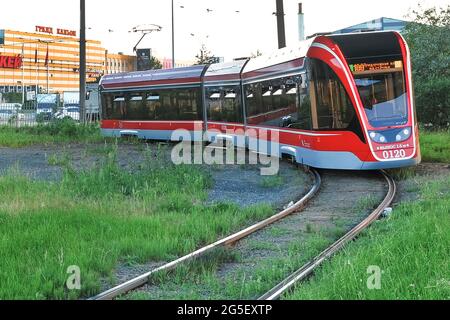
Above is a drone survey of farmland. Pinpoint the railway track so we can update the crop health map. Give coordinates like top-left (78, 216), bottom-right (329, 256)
top-left (259, 170), bottom-right (396, 300)
top-left (91, 168), bottom-right (322, 300)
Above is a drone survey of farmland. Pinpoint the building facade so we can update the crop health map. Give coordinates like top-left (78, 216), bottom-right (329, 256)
top-left (332, 17), bottom-right (407, 34)
top-left (0, 27), bottom-right (199, 95)
top-left (105, 52), bottom-right (136, 74)
top-left (161, 57), bottom-right (198, 69)
top-left (0, 28), bottom-right (106, 94)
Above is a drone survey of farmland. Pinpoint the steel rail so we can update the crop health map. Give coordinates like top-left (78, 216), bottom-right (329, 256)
top-left (91, 168), bottom-right (321, 300)
top-left (259, 170), bottom-right (396, 300)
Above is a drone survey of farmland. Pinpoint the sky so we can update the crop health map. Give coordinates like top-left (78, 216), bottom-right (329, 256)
top-left (1, 0), bottom-right (448, 61)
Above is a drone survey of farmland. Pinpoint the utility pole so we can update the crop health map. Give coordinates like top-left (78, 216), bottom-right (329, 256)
top-left (46, 42), bottom-right (49, 93)
top-left (172, 0), bottom-right (175, 68)
top-left (275, 0), bottom-right (286, 49)
top-left (80, 0), bottom-right (87, 124)
top-left (36, 44), bottom-right (39, 107)
top-left (21, 43), bottom-right (25, 105)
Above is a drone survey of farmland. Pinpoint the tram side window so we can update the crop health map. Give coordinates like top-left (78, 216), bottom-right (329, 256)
top-left (145, 93), bottom-right (160, 120)
top-left (245, 83), bottom-right (263, 120)
top-left (289, 73), bottom-right (313, 130)
top-left (308, 59), bottom-right (356, 130)
top-left (245, 76), bottom-right (301, 127)
top-left (207, 88), bottom-right (222, 121)
top-left (126, 93), bottom-right (146, 120)
top-left (206, 86), bottom-right (243, 123)
top-left (101, 93), bottom-right (125, 120)
top-left (102, 88), bottom-right (202, 121)
top-left (110, 95), bottom-right (126, 119)
top-left (223, 88), bottom-right (243, 123)
top-left (155, 88), bottom-right (202, 121)
top-left (177, 89), bottom-right (201, 120)
top-left (261, 84), bottom-right (273, 114)
top-left (102, 93), bottom-right (114, 119)
top-left (158, 91), bottom-right (175, 120)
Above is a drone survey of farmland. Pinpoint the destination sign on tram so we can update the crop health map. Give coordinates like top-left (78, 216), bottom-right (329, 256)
top-left (349, 61), bottom-right (403, 73)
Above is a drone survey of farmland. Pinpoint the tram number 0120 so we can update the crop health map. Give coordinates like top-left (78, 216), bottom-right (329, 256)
top-left (383, 149), bottom-right (406, 159)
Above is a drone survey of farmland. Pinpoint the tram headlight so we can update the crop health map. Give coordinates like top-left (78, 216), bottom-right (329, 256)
top-left (369, 131), bottom-right (388, 144)
top-left (396, 127), bottom-right (412, 142)
top-left (369, 127), bottom-right (412, 144)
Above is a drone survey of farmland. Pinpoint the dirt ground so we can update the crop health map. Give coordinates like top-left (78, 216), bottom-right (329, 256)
top-left (0, 142), bottom-right (310, 210)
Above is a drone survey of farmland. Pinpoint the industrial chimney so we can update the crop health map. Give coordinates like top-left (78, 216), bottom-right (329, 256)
top-left (298, 3), bottom-right (305, 41)
top-left (276, 0), bottom-right (287, 49)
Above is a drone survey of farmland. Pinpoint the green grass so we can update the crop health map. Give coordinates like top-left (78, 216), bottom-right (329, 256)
top-left (388, 167), bottom-right (418, 181)
top-left (260, 175), bottom-right (284, 188)
top-left (0, 120), bottom-right (106, 147)
top-left (124, 233), bottom-right (332, 300)
top-left (0, 147), bottom-right (273, 299)
top-left (47, 152), bottom-right (71, 167)
top-left (420, 130), bottom-right (450, 163)
top-left (285, 177), bottom-right (450, 300)
top-left (353, 195), bottom-right (379, 213)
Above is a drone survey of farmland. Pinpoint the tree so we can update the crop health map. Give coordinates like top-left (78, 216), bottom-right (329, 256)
top-left (136, 55), bottom-right (162, 71)
top-left (195, 44), bottom-right (217, 65)
top-left (149, 56), bottom-right (163, 70)
top-left (404, 5), bottom-right (450, 127)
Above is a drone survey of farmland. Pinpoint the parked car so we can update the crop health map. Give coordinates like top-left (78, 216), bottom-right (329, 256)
top-left (55, 105), bottom-right (80, 121)
top-left (36, 103), bottom-right (55, 121)
top-left (0, 103), bottom-right (22, 110)
top-left (17, 112), bottom-right (26, 121)
top-left (0, 109), bottom-right (17, 122)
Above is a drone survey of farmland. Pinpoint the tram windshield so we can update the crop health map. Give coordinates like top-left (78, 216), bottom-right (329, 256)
top-left (351, 61), bottom-right (408, 128)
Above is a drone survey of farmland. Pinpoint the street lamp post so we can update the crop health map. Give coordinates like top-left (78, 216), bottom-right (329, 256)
top-left (80, 0), bottom-right (87, 124)
top-left (172, 0), bottom-right (175, 68)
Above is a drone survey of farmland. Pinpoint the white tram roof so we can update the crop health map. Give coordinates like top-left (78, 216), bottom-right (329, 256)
top-left (204, 59), bottom-right (248, 78)
top-left (242, 37), bottom-right (315, 74)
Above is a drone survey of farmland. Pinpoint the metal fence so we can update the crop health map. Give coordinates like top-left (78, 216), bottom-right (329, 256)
top-left (0, 100), bottom-right (100, 128)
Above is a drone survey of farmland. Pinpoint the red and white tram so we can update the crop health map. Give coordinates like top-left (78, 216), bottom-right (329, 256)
top-left (99, 31), bottom-right (421, 170)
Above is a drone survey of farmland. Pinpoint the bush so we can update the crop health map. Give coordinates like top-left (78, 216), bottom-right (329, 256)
top-left (35, 113), bottom-right (47, 123)
top-left (416, 78), bottom-right (450, 127)
top-left (404, 5), bottom-right (450, 128)
top-left (22, 118), bottom-right (99, 138)
top-left (47, 118), bottom-right (78, 136)
top-left (7, 115), bottom-right (18, 126)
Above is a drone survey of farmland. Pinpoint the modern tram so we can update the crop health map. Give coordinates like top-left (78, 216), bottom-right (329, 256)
top-left (99, 31), bottom-right (421, 170)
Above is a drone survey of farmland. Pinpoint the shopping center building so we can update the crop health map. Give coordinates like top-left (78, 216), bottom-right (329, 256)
top-left (0, 28), bottom-right (111, 94)
top-left (0, 27), bottom-right (196, 95)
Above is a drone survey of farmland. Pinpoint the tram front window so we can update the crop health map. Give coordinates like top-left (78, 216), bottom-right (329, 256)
top-left (353, 65), bottom-right (408, 128)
